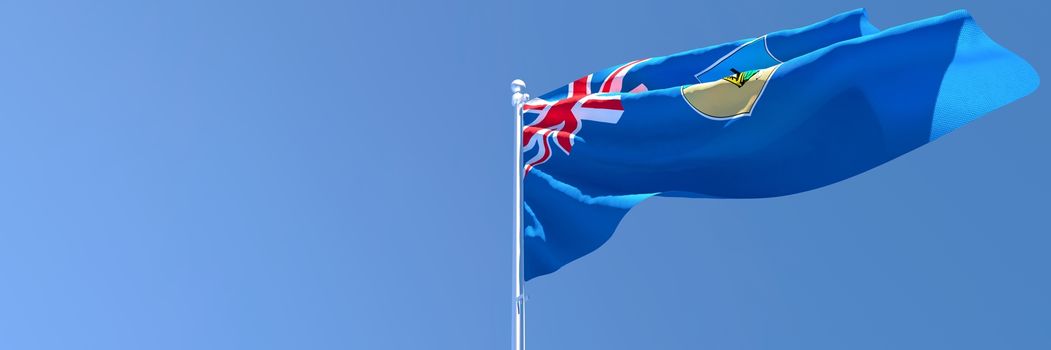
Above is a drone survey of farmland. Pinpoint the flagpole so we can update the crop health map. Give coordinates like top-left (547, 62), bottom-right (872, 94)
top-left (511, 79), bottom-right (529, 350)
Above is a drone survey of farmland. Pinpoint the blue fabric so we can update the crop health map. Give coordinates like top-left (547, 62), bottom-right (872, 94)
top-left (522, 9), bottom-right (1038, 280)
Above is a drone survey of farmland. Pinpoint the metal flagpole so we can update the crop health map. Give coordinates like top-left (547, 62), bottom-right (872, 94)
top-left (511, 79), bottom-right (529, 350)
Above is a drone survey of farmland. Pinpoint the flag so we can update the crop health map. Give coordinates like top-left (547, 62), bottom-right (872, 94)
top-left (522, 9), bottom-right (1038, 280)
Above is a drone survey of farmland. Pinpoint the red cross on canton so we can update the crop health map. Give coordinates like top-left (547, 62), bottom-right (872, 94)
top-left (522, 59), bottom-right (650, 174)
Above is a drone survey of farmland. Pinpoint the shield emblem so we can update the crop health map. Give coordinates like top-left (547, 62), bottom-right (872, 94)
top-left (682, 64), bottom-right (780, 120)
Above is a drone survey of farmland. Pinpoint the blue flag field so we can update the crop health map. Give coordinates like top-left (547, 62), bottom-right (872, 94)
top-left (521, 9), bottom-right (1039, 280)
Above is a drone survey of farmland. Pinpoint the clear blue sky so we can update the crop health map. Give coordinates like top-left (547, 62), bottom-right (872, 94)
top-left (0, 1), bottom-right (1046, 349)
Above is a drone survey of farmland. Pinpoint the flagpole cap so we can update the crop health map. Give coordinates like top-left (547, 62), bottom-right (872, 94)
top-left (511, 79), bottom-right (526, 93)
top-left (511, 79), bottom-right (529, 108)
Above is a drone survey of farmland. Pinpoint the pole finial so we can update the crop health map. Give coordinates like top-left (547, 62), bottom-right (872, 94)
top-left (512, 79), bottom-right (530, 108)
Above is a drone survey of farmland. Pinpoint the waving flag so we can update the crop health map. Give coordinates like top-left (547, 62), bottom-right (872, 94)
top-left (522, 9), bottom-right (1038, 280)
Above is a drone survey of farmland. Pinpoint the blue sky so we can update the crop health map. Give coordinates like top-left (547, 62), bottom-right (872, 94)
top-left (0, 1), bottom-right (1047, 349)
